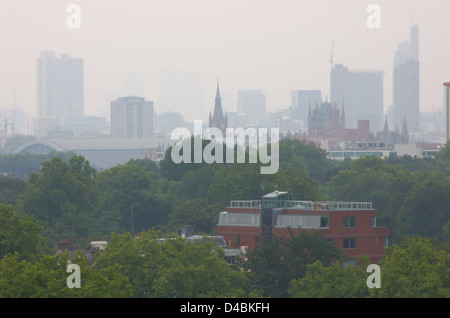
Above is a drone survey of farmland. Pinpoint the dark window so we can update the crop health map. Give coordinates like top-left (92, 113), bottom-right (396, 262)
top-left (343, 216), bottom-right (356, 228)
top-left (320, 215), bottom-right (329, 228)
top-left (343, 238), bottom-right (356, 249)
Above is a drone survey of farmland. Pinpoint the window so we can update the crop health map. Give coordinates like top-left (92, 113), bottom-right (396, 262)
top-left (320, 215), bottom-right (329, 228)
top-left (343, 238), bottom-right (356, 249)
top-left (384, 237), bottom-right (388, 248)
top-left (255, 236), bottom-right (260, 249)
top-left (343, 216), bottom-right (356, 228)
top-left (343, 258), bottom-right (356, 267)
top-left (237, 235), bottom-right (241, 246)
top-left (371, 216), bottom-right (377, 227)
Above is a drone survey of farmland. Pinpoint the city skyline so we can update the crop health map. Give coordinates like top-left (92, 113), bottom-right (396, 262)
top-left (1, 0), bottom-right (450, 125)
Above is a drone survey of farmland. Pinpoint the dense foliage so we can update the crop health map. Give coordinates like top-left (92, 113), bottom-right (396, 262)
top-left (0, 138), bottom-right (449, 297)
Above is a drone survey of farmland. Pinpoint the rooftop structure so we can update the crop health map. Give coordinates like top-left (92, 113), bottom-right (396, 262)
top-left (13, 137), bottom-right (173, 169)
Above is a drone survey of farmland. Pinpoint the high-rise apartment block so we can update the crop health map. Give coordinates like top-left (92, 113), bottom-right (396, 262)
top-left (36, 51), bottom-right (84, 120)
top-left (35, 51), bottom-right (84, 137)
top-left (111, 96), bottom-right (154, 138)
top-left (393, 25), bottom-right (420, 133)
top-left (330, 64), bottom-right (384, 132)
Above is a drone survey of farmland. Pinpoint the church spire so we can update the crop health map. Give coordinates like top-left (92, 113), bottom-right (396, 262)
top-left (401, 115), bottom-right (409, 143)
top-left (215, 78), bottom-right (221, 100)
top-left (209, 79), bottom-right (227, 135)
top-left (383, 115), bottom-right (389, 134)
top-left (213, 79), bottom-right (224, 121)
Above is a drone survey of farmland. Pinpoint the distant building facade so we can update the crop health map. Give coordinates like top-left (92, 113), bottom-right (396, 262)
top-left (393, 25), bottom-right (420, 133)
top-left (330, 64), bottom-right (384, 132)
top-left (308, 100), bottom-right (345, 137)
top-left (111, 96), bottom-right (154, 138)
top-left (216, 190), bottom-right (389, 264)
top-left (291, 90), bottom-right (322, 130)
top-left (36, 51), bottom-right (84, 136)
top-left (237, 89), bottom-right (266, 125)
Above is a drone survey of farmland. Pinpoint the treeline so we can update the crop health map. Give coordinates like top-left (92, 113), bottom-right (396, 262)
top-left (0, 138), bottom-right (449, 297)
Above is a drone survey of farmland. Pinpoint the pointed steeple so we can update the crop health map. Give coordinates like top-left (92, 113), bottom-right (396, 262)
top-left (383, 115), bottom-right (389, 134)
top-left (213, 79), bottom-right (224, 121)
top-left (215, 78), bottom-right (221, 100)
top-left (401, 115), bottom-right (409, 142)
top-left (340, 99), bottom-right (345, 127)
top-left (209, 79), bottom-right (227, 135)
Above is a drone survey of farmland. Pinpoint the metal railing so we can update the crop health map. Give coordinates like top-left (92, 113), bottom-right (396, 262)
top-left (228, 200), bottom-right (372, 210)
top-left (229, 200), bottom-right (262, 208)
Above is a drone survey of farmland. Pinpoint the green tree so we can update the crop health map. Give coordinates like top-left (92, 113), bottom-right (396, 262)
top-left (372, 237), bottom-right (450, 297)
top-left (126, 158), bottom-right (160, 174)
top-left (0, 204), bottom-right (43, 262)
top-left (325, 156), bottom-right (417, 242)
top-left (261, 167), bottom-right (320, 201)
top-left (280, 138), bottom-right (336, 183)
top-left (288, 256), bottom-right (371, 298)
top-left (208, 163), bottom-right (262, 209)
top-left (95, 164), bottom-right (171, 237)
top-left (164, 198), bottom-right (217, 235)
top-left (244, 230), bottom-right (343, 298)
top-left (159, 137), bottom-right (223, 181)
top-left (0, 176), bottom-right (27, 205)
top-left (434, 140), bottom-right (450, 175)
top-left (0, 251), bottom-right (132, 298)
top-left (398, 175), bottom-right (450, 240)
top-left (94, 230), bottom-right (255, 297)
top-left (17, 155), bottom-right (98, 247)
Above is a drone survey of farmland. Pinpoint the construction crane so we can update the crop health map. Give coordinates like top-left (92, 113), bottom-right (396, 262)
top-left (1, 93), bottom-right (15, 137)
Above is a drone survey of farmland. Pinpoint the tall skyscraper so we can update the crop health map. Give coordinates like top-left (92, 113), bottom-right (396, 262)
top-left (393, 25), bottom-right (420, 133)
top-left (237, 89), bottom-right (266, 124)
top-left (352, 70), bottom-right (384, 132)
top-left (330, 64), bottom-right (384, 132)
top-left (444, 82), bottom-right (450, 141)
top-left (111, 96), bottom-right (153, 138)
top-left (290, 90), bottom-right (322, 129)
top-left (36, 51), bottom-right (84, 120)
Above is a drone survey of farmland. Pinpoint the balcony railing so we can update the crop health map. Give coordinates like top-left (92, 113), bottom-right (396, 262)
top-left (229, 200), bottom-right (262, 208)
top-left (228, 200), bottom-right (372, 211)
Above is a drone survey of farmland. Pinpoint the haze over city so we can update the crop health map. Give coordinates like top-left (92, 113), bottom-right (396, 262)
top-left (1, 0), bottom-right (450, 123)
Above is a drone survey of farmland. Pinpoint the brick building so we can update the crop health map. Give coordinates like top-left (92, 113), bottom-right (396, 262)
top-left (216, 189), bottom-right (389, 264)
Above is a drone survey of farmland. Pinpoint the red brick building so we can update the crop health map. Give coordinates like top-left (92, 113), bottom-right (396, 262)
top-left (216, 190), bottom-right (389, 264)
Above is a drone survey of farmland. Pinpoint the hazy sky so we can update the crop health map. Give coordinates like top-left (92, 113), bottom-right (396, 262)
top-left (1, 0), bottom-right (449, 122)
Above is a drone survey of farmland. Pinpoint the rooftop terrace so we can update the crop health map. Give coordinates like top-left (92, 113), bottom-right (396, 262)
top-left (229, 200), bottom-right (373, 211)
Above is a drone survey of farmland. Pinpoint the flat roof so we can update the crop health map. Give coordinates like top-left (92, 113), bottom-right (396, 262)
top-left (14, 137), bottom-right (175, 153)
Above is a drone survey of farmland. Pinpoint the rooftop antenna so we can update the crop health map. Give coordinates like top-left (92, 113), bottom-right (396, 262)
top-left (330, 40), bottom-right (334, 68)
